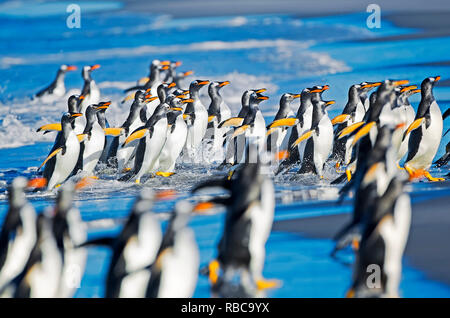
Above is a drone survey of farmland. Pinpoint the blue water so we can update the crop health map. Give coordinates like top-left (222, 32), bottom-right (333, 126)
top-left (0, 1), bottom-right (449, 297)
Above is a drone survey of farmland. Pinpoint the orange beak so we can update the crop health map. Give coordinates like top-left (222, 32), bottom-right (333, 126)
top-left (219, 81), bottom-right (230, 87)
top-left (90, 64), bottom-right (101, 70)
top-left (198, 80), bottom-right (210, 86)
top-left (175, 61), bottom-right (182, 67)
top-left (183, 70), bottom-right (194, 76)
top-left (67, 65), bottom-right (77, 71)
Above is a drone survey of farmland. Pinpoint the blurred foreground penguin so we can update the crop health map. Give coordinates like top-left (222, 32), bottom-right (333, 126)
top-left (80, 188), bottom-right (162, 298)
top-left (0, 210), bottom-right (63, 298)
top-left (192, 160), bottom-right (278, 297)
top-left (52, 182), bottom-right (87, 298)
top-left (0, 178), bottom-right (37, 291)
top-left (346, 176), bottom-right (411, 298)
top-left (146, 201), bottom-right (199, 298)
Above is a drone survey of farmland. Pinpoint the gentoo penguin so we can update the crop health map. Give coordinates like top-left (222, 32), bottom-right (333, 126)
top-left (266, 93), bottom-right (300, 153)
top-left (81, 189), bottom-right (162, 298)
top-left (73, 102), bottom-right (110, 175)
top-left (219, 88), bottom-right (266, 166)
top-left (0, 178), bottom-right (37, 291)
top-left (120, 102), bottom-right (170, 184)
top-left (404, 76), bottom-right (444, 181)
top-left (52, 182), bottom-right (87, 298)
top-left (393, 85), bottom-right (420, 162)
top-left (183, 80), bottom-right (210, 157)
top-left (157, 98), bottom-right (191, 175)
top-left (331, 82), bottom-right (381, 166)
top-left (192, 161), bottom-right (277, 297)
top-left (290, 97), bottom-right (335, 177)
top-left (333, 125), bottom-right (401, 254)
top-left (205, 81), bottom-right (231, 156)
top-left (146, 201), bottom-right (199, 298)
top-left (34, 64), bottom-right (77, 100)
top-left (40, 112), bottom-right (83, 190)
top-left (229, 92), bottom-right (268, 165)
top-left (36, 94), bottom-right (85, 135)
top-left (1, 210), bottom-right (63, 298)
top-left (346, 176), bottom-right (411, 298)
top-left (109, 91), bottom-right (158, 172)
top-left (434, 108), bottom-right (450, 167)
top-left (78, 64), bottom-right (101, 115)
top-left (276, 86), bottom-right (327, 175)
top-left (97, 101), bottom-right (113, 164)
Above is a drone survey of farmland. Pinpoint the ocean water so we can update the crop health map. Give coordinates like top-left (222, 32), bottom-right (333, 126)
top-left (0, 1), bottom-right (449, 297)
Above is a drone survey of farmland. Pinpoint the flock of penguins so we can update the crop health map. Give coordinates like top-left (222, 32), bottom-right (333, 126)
top-left (0, 59), bottom-right (449, 298)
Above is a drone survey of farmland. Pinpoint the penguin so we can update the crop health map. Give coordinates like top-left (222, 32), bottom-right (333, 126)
top-left (120, 103), bottom-right (170, 184)
top-left (220, 88), bottom-right (267, 166)
top-left (290, 97), bottom-right (335, 177)
top-left (229, 92), bottom-right (268, 165)
top-left (0, 178), bottom-right (37, 291)
top-left (78, 64), bottom-right (101, 115)
top-left (73, 102), bottom-right (110, 175)
top-left (392, 85), bottom-right (420, 162)
top-left (346, 176), bottom-right (411, 298)
top-left (34, 64), bottom-right (77, 100)
top-left (40, 112), bottom-right (83, 190)
top-left (109, 91), bottom-right (158, 172)
top-left (1, 210), bottom-right (63, 298)
top-left (183, 79), bottom-right (210, 157)
top-left (205, 81), bottom-right (231, 157)
top-left (331, 82), bottom-right (381, 166)
top-left (276, 86), bottom-right (328, 175)
top-left (52, 182), bottom-right (87, 298)
top-left (157, 97), bottom-right (191, 175)
top-left (332, 125), bottom-right (402, 254)
top-left (36, 94), bottom-right (85, 135)
top-left (404, 76), bottom-right (444, 181)
top-left (192, 161), bottom-right (277, 297)
top-left (146, 201), bottom-right (199, 298)
top-left (265, 93), bottom-right (300, 153)
top-left (81, 189), bottom-right (162, 298)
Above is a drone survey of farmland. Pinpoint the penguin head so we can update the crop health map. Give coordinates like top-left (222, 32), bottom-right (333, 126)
top-left (208, 81), bottom-right (230, 96)
top-left (242, 88), bottom-right (266, 107)
top-left (157, 83), bottom-right (171, 102)
top-left (82, 64), bottom-right (100, 80)
top-left (189, 79), bottom-right (210, 94)
top-left (169, 97), bottom-right (191, 111)
top-left (62, 112), bottom-right (82, 125)
top-left (250, 92), bottom-right (269, 106)
top-left (359, 81), bottom-right (381, 94)
top-left (280, 93), bottom-right (301, 105)
top-left (8, 177), bottom-right (28, 208)
top-left (84, 106), bottom-right (98, 124)
top-left (309, 85), bottom-right (329, 97)
top-left (133, 188), bottom-right (155, 215)
top-left (60, 64), bottom-right (77, 73)
top-left (420, 76), bottom-right (440, 96)
top-left (67, 95), bottom-right (80, 113)
top-left (171, 200), bottom-right (192, 232)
